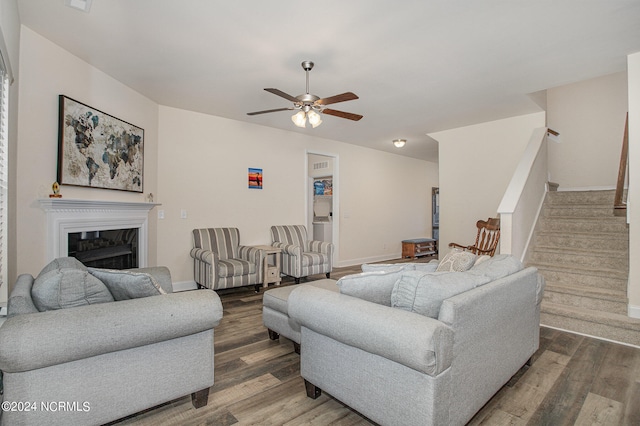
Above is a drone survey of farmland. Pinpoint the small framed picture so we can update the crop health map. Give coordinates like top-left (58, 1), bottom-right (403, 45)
top-left (248, 168), bottom-right (262, 189)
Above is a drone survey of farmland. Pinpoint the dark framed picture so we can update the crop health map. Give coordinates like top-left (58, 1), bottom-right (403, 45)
top-left (57, 95), bottom-right (144, 192)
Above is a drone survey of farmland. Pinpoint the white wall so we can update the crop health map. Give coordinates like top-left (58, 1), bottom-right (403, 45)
top-left (15, 27), bottom-right (159, 277)
top-left (13, 26), bottom-right (437, 285)
top-left (430, 112), bottom-right (546, 255)
top-left (157, 106), bottom-right (438, 283)
top-left (546, 72), bottom-right (628, 190)
top-left (627, 52), bottom-right (640, 315)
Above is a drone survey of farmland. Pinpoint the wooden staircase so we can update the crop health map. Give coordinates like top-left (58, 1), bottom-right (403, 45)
top-left (527, 189), bottom-right (640, 346)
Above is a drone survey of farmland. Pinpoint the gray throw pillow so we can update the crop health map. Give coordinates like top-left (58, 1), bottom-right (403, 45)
top-left (391, 270), bottom-right (490, 318)
top-left (467, 254), bottom-right (524, 280)
top-left (337, 268), bottom-right (404, 306)
top-left (37, 256), bottom-right (87, 279)
top-left (89, 268), bottom-right (166, 300)
top-left (32, 268), bottom-right (114, 312)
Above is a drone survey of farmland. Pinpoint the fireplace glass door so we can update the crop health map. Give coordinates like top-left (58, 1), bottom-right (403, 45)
top-left (68, 228), bottom-right (139, 269)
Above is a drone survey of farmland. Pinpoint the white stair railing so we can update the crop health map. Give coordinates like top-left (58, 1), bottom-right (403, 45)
top-left (497, 127), bottom-right (555, 261)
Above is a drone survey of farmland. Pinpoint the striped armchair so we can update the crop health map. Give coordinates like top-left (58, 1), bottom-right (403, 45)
top-left (191, 228), bottom-right (264, 291)
top-left (270, 225), bottom-right (333, 284)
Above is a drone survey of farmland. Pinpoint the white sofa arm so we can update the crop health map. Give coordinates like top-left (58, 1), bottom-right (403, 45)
top-left (0, 290), bottom-right (223, 373)
top-left (288, 285), bottom-right (453, 376)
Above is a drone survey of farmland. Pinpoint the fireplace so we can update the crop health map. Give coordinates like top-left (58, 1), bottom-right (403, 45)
top-left (39, 199), bottom-right (158, 268)
top-left (68, 228), bottom-right (139, 269)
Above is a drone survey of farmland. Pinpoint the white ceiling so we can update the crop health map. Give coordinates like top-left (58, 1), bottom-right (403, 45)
top-left (16, 1), bottom-right (640, 162)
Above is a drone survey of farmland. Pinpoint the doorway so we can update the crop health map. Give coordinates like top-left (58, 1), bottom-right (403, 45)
top-left (306, 152), bottom-right (339, 265)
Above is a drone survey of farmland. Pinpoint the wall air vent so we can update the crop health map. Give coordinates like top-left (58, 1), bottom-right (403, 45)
top-left (313, 161), bottom-right (329, 170)
top-left (65, 0), bottom-right (93, 13)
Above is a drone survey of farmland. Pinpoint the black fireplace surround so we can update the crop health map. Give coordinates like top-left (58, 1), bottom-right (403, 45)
top-left (68, 228), bottom-right (139, 269)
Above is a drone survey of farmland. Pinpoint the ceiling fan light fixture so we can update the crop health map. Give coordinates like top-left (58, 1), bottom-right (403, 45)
top-left (292, 111), bottom-right (307, 128)
top-left (393, 139), bottom-right (406, 148)
top-left (307, 110), bottom-right (322, 128)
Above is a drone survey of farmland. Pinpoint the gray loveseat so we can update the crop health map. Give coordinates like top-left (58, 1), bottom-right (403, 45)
top-left (287, 255), bottom-right (545, 426)
top-left (0, 257), bottom-right (223, 426)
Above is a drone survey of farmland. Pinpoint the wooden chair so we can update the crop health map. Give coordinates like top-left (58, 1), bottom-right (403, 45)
top-left (449, 218), bottom-right (500, 256)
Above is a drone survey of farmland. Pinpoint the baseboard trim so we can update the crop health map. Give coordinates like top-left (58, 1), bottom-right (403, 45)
top-left (629, 305), bottom-right (640, 319)
top-left (335, 252), bottom-right (404, 268)
top-left (541, 324), bottom-right (640, 349)
top-left (173, 280), bottom-right (198, 292)
top-left (557, 185), bottom-right (616, 192)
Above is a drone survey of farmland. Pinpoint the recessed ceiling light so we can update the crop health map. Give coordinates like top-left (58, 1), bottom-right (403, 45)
top-left (393, 139), bottom-right (406, 148)
top-left (65, 0), bottom-right (93, 13)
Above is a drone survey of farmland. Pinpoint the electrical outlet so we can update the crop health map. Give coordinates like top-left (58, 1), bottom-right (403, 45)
top-left (157, 210), bottom-right (165, 219)
top-left (180, 209), bottom-right (187, 219)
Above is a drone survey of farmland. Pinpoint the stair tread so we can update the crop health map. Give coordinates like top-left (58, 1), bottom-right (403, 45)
top-left (536, 231), bottom-right (628, 239)
top-left (542, 301), bottom-right (640, 330)
top-left (544, 282), bottom-right (627, 301)
top-left (531, 246), bottom-right (628, 259)
top-left (541, 216), bottom-right (627, 223)
top-left (530, 262), bottom-right (628, 279)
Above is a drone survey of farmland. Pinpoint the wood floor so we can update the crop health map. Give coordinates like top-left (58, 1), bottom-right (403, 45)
top-left (114, 261), bottom-right (640, 426)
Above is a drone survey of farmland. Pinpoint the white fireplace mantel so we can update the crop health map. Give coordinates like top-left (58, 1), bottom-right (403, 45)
top-left (38, 198), bottom-right (160, 267)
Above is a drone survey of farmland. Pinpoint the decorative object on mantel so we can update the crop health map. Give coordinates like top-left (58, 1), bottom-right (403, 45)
top-left (248, 168), bottom-right (263, 189)
top-left (49, 181), bottom-right (62, 198)
top-left (57, 95), bottom-right (144, 193)
top-left (147, 193), bottom-right (154, 203)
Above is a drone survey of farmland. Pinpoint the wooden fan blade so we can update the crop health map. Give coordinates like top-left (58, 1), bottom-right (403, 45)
top-left (264, 88), bottom-right (299, 103)
top-left (316, 92), bottom-right (359, 106)
top-left (247, 107), bottom-right (293, 116)
top-left (322, 108), bottom-right (363, 121)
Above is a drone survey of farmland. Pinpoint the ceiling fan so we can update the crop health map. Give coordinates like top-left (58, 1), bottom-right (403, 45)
top-left (247, 61), bottom-right (363, 128)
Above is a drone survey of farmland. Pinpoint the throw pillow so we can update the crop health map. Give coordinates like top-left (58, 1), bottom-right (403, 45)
top-left (473, 255), bottom-right (491, 266)
top-left (88, 268), bottom-right (167, 300)
top-left (466, 254), bottom-right (524, 280)
top-left (336, 268), bottom-right (404, 306)
top-left (391, 270), bottom-right (491, 318)
top-left (37, 256), bottom-right (87, 279)
top-left (435, 249), bottom-right (477, 272)
top-left (32, 268), bottom-right (114, 312)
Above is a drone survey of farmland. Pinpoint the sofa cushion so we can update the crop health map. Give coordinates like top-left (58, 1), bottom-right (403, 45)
top-left (337, 268), bottom-right (404, 306)
top-left (436, 249), bottom-right (477, 272)
top-left (467, 254), bottom-right (524, 280)
top-left (362, 263), bottom-right (415, 272)
top-left (37, 256), bottom-right (87, 279)
top-left (32, 268), bottom-right (114, 311)
top-left (263, 279), bottom-right (338, 314)
top-left (361, 261), bottom-right (439, 274)
top-left (391, 270), bottom-right (491, 318)
top-left (414, 261), bottom-right (440, 273)
top-left (89, 268), bottom-right (167, 300)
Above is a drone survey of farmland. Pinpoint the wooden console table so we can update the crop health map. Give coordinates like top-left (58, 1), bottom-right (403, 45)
top-left (402, 238), bottom-right (438, 259)
top-left (253, 245), bottom-right (282, 288)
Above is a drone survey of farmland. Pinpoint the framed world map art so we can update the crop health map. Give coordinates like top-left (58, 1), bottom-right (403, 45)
top-left (57, 95), bottom-right (144, 192)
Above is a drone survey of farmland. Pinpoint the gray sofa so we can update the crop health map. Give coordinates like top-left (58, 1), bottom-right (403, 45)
top-left (286, 255), bottom-right (545, 426)
top-left (0, 257), bottom-right (223, 426)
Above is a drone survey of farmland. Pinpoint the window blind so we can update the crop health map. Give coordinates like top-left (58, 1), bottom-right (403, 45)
top-left (0, 58), bottom-right (8, 292)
